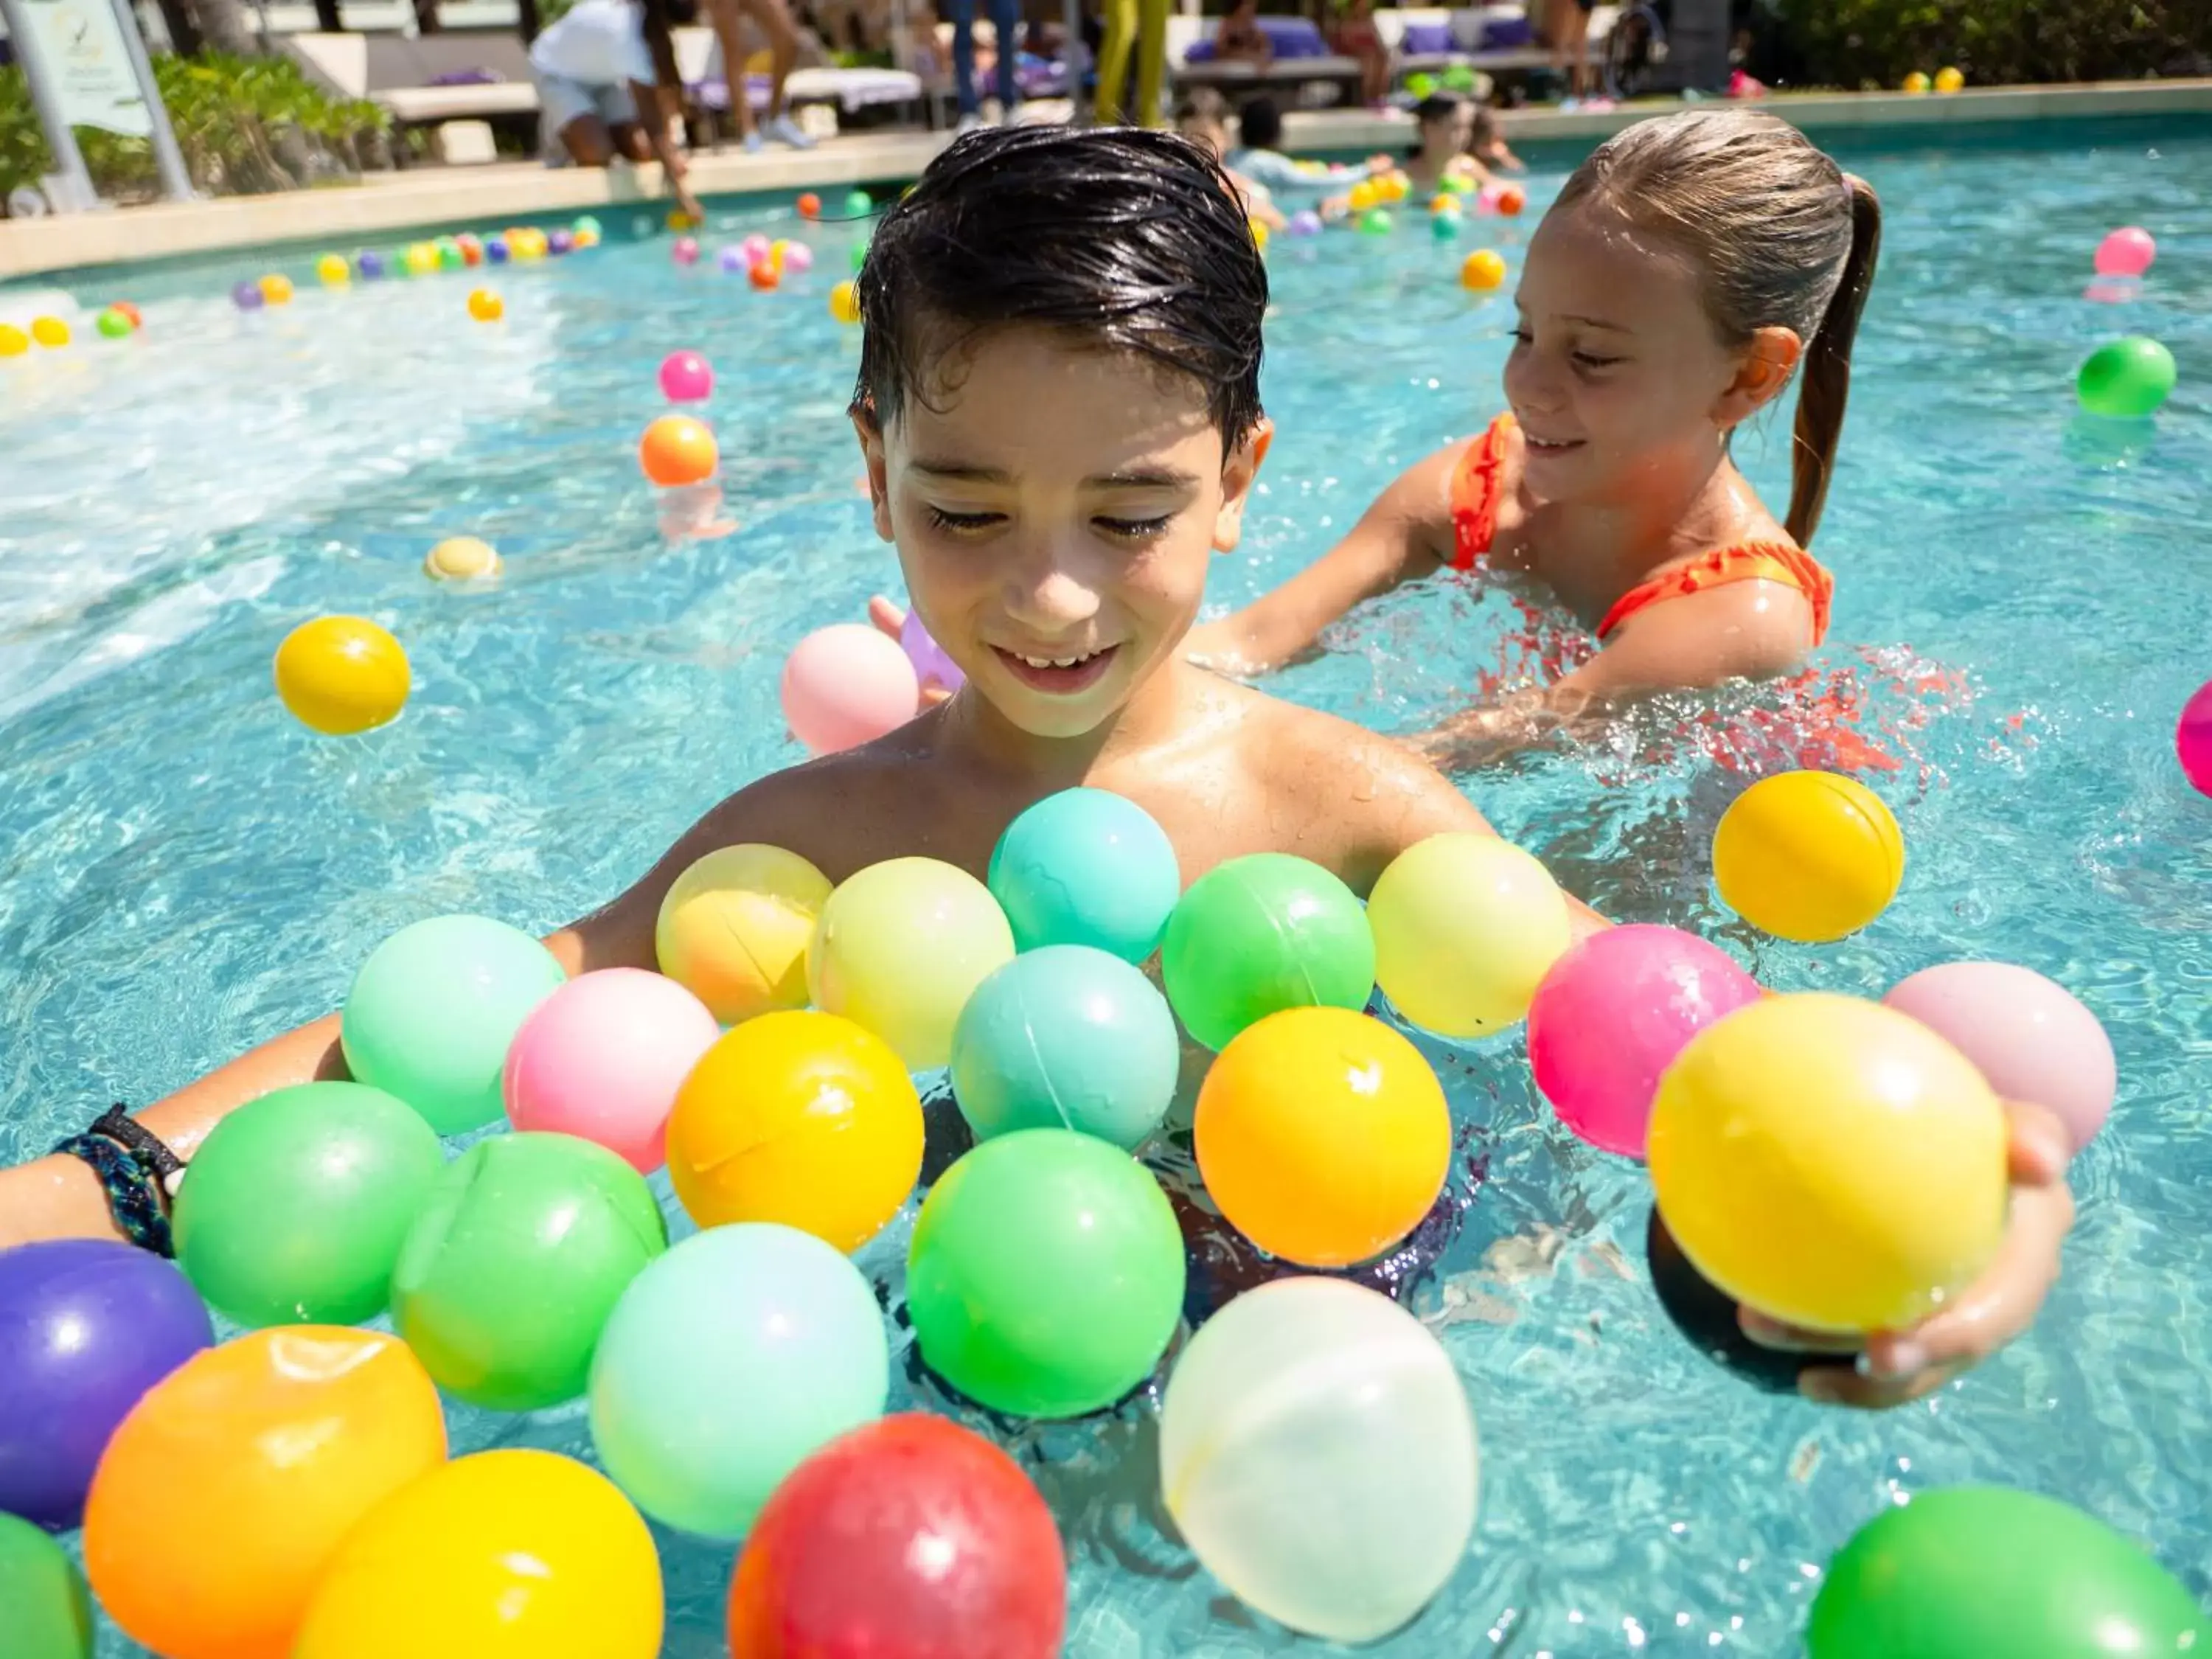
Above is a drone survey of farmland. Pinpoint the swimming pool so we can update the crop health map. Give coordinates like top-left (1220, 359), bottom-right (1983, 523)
top-left (2, 111), bottom-right (2208, 1655)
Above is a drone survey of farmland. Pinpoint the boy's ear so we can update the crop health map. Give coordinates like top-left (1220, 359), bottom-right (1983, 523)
top-left (1211, 416), bottom-right (1274, 554)
top-left (851, 410), bottom-right (895, 543)
top-left (1714, 326), bottom-right (1802, 427)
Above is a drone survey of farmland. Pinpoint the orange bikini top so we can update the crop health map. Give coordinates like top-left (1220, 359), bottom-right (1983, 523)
top-left (1446, 412), bottom-right (1835, 646)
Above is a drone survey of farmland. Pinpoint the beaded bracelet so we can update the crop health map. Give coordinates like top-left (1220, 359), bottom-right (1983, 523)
top-left (51, 1105), bottom-right (183, 1258)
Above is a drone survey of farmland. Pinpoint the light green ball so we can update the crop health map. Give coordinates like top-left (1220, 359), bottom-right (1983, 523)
top-left (1360, 209), bottom-right (1394, 235)
top-left (0, 1514), bottom-right (91, 1659)
top-left (96, 309), bottom-right (133, 339)
top-left (2076, 335), bottom-right (2177, 419)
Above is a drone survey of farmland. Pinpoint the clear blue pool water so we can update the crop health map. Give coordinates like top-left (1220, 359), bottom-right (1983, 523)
top-left (2, 113), bottom-right (2208, 1656)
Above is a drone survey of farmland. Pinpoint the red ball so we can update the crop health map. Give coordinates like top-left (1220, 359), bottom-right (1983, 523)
top-left (796, 192), bottom-right (821, 220)
top-left (1496, 184), bottom-right (1526, 217)
top-left (748, 262), bottom-right (781, 292)
top-left (728, 1416), bottom-right (1065, 1659)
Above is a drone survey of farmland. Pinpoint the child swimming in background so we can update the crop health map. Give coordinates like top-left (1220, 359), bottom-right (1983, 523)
top-left (1186, 108), bottom-right (1880, 772)
top-left (529, 0), bottom-right (705, 220)
top-left (1176, 89), bottom-right (1287, 229)
top-left (1402, 91), bottom-right (1478, 195)
top-left (1, 127), bottom-right (2067, 1411)
top-left (1470, 100), bottom-right (1524, 174)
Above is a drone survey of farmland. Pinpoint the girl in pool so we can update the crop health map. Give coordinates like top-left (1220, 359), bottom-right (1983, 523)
top-left (1186, 108), bottom-right (1881, 772)
top-left (1401, 92), bottom-right (1478, 196)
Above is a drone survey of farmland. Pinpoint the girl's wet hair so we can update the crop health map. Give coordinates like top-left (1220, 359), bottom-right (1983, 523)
top-left (1408, 92), bottom-right (1461, 159)
top-left (1556, 108), bottom-right (1882, 546)
top-left (851, 126), bottom-right (1267, 443)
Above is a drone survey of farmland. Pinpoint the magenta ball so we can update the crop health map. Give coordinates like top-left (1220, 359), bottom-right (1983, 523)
top-left (899, 607), bottom-right (965, 695)
top-left (1526, 924), bottom-right (1761, 1157)
top-left (2094, 226), bottom-right (2156, 279)
top-left (1883, 962), bottom-right (2116, 1152)
top-left (780, 623), bottom-right (919, 755)
top-left (2177, 679), bottom-right (2212, 796)
top-left (741, 233), bottom-right (773, 266)
top-left (717, 244), bottom-right (747, 273)
top-left (502, 967), bottom-right (720, 1172)
top-left (782, 242), bottom-right (815, 274)
top-left (672, 235), bottom-right (701, 267)
top-left (658, 349), bottom-right (715, 403)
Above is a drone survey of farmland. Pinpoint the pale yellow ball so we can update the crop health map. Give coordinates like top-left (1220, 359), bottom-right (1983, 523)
top-left (422, 537), bottom-right (501, 581)
top-left (656, 844), bottom-right (835, 1026)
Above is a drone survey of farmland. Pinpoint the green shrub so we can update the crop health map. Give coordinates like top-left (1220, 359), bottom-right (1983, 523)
top-left (1773, 0), bottom-right (2212, 90)
top-left (1, 52), bottom-right (388, 206)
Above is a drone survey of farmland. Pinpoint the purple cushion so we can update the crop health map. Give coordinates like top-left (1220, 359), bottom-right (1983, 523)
top-left (428, 67), bottom-right (504, 85)
top-left (1478, 15), bottom-right (1533, 49)
top-left (1400, 22), bottom-right (1453, 53)
top-left (1186, 38), bottom-right (1217, 60)
top-left (1259, 15), bottom-right (1327, 57)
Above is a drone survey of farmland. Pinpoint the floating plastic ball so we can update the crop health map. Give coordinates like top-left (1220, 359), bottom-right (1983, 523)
top-left (401, 241), bottom-right (435, 274)
top-left (503, 967), bottom-right (718, 1170)
top-left (2095, 225), bottom-right (2156, 278)
top-left (1358, 208), bottom-right (1393, 234)
top-left (590, 1223), bottom-right (888, 1538)
top-left (987, 786), bottom-right (1178, 960)
top-left (482, 237), bottom-right (508, 265)
top-left (2077, 335), bottom-right (2177, 419)
top-left (749, 261), bottom-right (781, 291)
top-left (1649, 993), bottom-right (2007, 1334)
top-left (95, 307), bottom-right (133, 338)
top-left (1933, 64), bottom-right (1964, 91)
top-left (2179, 678), bottom-right (2212, 796)
top-left (950, 945), bottom-right (1179, 1149)
top-left (1347, 180), bottom-right (1378, 213)
top-left (1369, 832), bottom-right (1571, 1037)
top-left (0, 1512), bottom-right (92, 1659)
top-left (1433, 210), bottom-right (1464, 240)
top-left (728, 1416), bottom-right (1066, 1659)
top-left (782, 241), bottom-right (814, 273)
top-left (766, 237), bottom-right (792, 271)
top-left (1528, 924), bottom-right (1761, 1157)
top-left (357, 249), bottom-right (386, 277)
top-left (1883, 961), bottom-right (2115, 1152)
top-left (316, 253), bottom-right (349, 285)
top-left (294, 1450), bottom-right (662, 1659)
top-left (1249, 215), bottom-right (1271, 252)
top-left (639, 413), bottom-right (719, 486)
top-left (1808, 1486), bottom-right (2211, 1659)
top-left (658, 348), bottom-right (714, 402)
top-left (341, 914), bottom-right (565, 1133)
top-left (1196, 1007), bottom-right (1449, 1266)
top-left (108, 299), bottom-right (140, 327)
top-left (0, 324), bottom-right (27, 356)
top-left (741, 231), bottom-right (773, 265)
top-left (0, 1241), bottom-right (213, 1530)
top-left (672, 234), bottom-right (700, 266)
top-left (1160, 1278), bottom-right (1478, 1644)
top-left (781, 622), bottom-right (919, 754)
top-left (797, 191), bottom-right (821, 218)
top-left (1161, 852), bottom-right (1374, 1051)
top-left (273, 614), bottom-right (411, 734)
top-left (549, 228), bottom-right (575, 255)
top-left (898, 605), bottom-right (965, 695)
top-left (1429, 192), bottom-right (1461, 215)
top-left (83, 1328), bottom-right (445, 1659)
top-left (456, 232), bottom-right (484, 265)
top-left (1461, 248), bottom-right (1507, 290)
top-left (232, 281), bottom-right (265, 311)
top-left (1288, 209), bottom-right (1323, 237)
top-left (174, 1081), bottom-right (445, 1327)
top-left (434, 237), bottom-right (464, 271)
top-left (655, 842), bottom-right (832, 1023)
top-left (667, 1010), bottom-right (924, 1249)
top-left (28, 315), bottom-right (69, 347)
top-left (718, 243), bottom-right (748, 272)
top-left (830, 279), bottom-right (863, 322)
top-left (466, 287), bottom-right (502, 321)
top-left (260, 273), bottom-right (293, 305)
top-left (809, 856), bottom-right (1015, 1068)
top-left (1495, 184), bottom-right (1526, 215)
top-left (391, 1132), bottom-right (667, 1411)
top-left (668, 208), bottom-right (698, 232)
top-left (1712, 770), bottom-right (1903, 942)
top-left (423, 534), bottom-right (500, 579)
top-left (571, 226), bottom-right (599, 251)
top-left (1902, 70), bottom-right (1931, 91)
top-left (844, 189), bottom-right (874, 215)
top-left (908, 1129), bottom-right (1185, 1417)
top-left (574, 214), bottom-right (602, 240)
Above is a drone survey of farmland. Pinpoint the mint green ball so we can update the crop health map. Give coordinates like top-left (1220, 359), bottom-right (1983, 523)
top-left (0, 1514), bottom-right (91, 1659)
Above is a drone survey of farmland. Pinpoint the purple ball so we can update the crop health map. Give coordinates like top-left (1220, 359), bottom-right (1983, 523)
top-left (485, 237), bottom-right (510, 265)
top-left (1288, 209), bottom-right (1324, 237)
top-left (0, 1240), bottom-right (213, 1530)
top-left (356, 251), bottom-right (386, 280)
top-left (547, 228), bottom-right (575, 256)
top-left (717, 244), bottom-right (747, 273)
top-left (232, 281), bottom-right (265, 311)
top-left (900, 607), bottom-right (966, 695)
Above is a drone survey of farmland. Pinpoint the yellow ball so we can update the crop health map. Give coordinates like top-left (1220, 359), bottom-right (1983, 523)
top-left (654, 844), bottom-right (833, 1024)
top-left (667, 209), bottom-right (697, 232)
top-left (768, 237), bottom-right (791, 272)
top-left (1430, 192), bottom-right (1461, 216)
top-left (30, 316), bottom-right (70, 348)
top-left (1934, 65), bottom-right (1964, 91)
top-left (572, 226), bottom-right (601, 250)
top-left (260, 274), bottom-right (293, 305)
top-left (1195, 1007), bottom-right (1450, 1267)
top-left (0, 323), bottom-right (27, 357)
top-left (406, 243), bottom-right (439, 275)
top-left (467, 288), bottom-right (504, 322)
top-left (316, 254), bottom-right (350, 287)
top-left (1368, 832), bottom-right (1571, 1038)
top-left (1648, 994), bottom-right (2007, 1333)
top-left (1249, 216), bottom-right (1270, 253)
top-left (422, 536), bottom-right (501, 581)
top-left (1383, 170), bottom-right (1412, 202)
top-left (1347, 180), bottom-right (1379, 214)
top-left (273, 616), bottom-right (411, 735)
top-left (1711, 770), bottom-right (1903, 942)
top-left (807, 857), bottom-right (1015, 1071)
top-left (829, 280), bottom-right (862, 324)
top-left (666, 1009), bottom-right (924, 1250)
top-left (1460, 249), bottom-right (1507, 291)
top-left (1902, 70), bottom-right (1932, 93)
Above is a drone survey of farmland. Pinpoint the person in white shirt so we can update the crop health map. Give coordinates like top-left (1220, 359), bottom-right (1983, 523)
top-left (529, 0), bottom-right (706, 212)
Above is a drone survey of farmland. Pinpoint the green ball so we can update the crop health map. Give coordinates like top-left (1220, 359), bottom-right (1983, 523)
top-left (1406, 71), bottom-right (1436, 97)
top-left (392, 1131), bottom-right (667, 1411)
top-left (1432, 211), bottom-right (1464, 240)
top-left (1809, 1486), bottom-right (2212, 1659)
top-left (95, 309), bottom-right (132, 339)
top-left (844, 189), bottom-right (874, 216)
top-left (175, 1081), bottom-right (445, 1327)
top-left (1161, 852), bottom-right (1377, 1051)
top-left (2077, 335), bottom-right (2177, 419)
top-left (341, 914), bottom-right (566, 1134)
top-left (573, 214), bottom-right (602, 237)
top-left (0, 1514), bottom-right (91, 1659)
top-left (1360, 209), bottom-right (1393, 235)
top-left (435, 237), bottom-right (465, 271)
top-left (906, 1128), bottom-right (1185, 1418)
top-left (849, 237), bottom-right (870, 272)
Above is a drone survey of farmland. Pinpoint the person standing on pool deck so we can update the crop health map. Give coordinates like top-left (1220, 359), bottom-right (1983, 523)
top-left (529, 0), bottom-right (706, 218)
top-left (1186, 108), bottom-right (1880, 771)
top-left (1, 127), bottom-right (2069, 1412)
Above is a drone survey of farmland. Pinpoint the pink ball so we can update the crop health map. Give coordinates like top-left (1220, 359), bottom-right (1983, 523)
top-left (780, 622), bottom-right (920, 754)
top-left (2094, 226), bottom-right (2156, 279)
top-left (672, 235), bottom-right (701, 267)
top-left (1526, 924), bottom-right (1761, 1158)
top-left (741, 233), bottom-right (772, 266)
top-left (2179, 679), bottom-right (2212, 796)
top-left (658, 349), bottom-right (714, 403)
top-left (502, 967), bottom-right (720, 1171)
top-left (1882, 961), bottom-right (2115, 1152)
top-left (782, 242), bottom-right (815, 274)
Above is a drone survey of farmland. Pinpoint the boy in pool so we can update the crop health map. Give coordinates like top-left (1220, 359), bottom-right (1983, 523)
top-left (1, 128), bottom-right (2068, 1410)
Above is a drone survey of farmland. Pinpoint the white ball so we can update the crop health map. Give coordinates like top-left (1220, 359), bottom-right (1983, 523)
top-left (1158, 1278), bottom-right (1478, 1643)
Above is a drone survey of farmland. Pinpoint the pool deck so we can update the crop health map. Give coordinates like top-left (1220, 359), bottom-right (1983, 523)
top-left (3, 77), bottom-right (2208, 282)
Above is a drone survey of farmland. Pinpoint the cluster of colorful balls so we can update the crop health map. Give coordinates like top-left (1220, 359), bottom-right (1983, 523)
top-left (233, 216), bottom-right (599, 318)
top-left (0, 302), bottom-right (139, 357)
top-left (1900, 66), bottom-right (1965, 92)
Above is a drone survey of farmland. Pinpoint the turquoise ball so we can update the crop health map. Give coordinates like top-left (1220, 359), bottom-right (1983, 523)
top-left (987, 786), bottom-right (1180, 961)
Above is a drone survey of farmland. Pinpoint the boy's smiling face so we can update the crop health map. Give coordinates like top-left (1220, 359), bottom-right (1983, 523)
top-left (858, 326), bottom-right (1265, 740)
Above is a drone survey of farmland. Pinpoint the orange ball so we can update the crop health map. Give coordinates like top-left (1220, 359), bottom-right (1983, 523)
top-left (639, 414), bottom-right (719, 487)
top-left (109, 300), bottom-right (142, 327)
top-left (260, 274), bottom-right (294, 305)
top-left (83, 1327), bottom-right (447, 1659)
top-left (1495, 185), bottom-right (1526, 217)
top-left (797, 192), bottom-right (822, 219)
top-left (1194, 1006), bottom-right (1450, 1267)
top-left (749, 261), bottom-right (781, 291)
top-left (467, 288), bottom-right (504, 322)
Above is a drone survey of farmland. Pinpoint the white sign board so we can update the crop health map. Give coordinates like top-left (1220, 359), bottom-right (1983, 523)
top-left (16, 0), bottom-right (155, 136)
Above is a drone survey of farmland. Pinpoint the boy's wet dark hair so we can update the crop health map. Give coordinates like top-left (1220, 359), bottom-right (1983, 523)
top-left (852, 127), bottom-right (1267, 444)
top-left (1237, 94), bottom-right (1284, 152)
